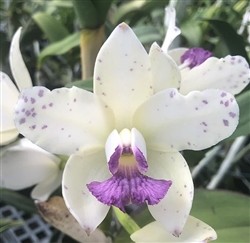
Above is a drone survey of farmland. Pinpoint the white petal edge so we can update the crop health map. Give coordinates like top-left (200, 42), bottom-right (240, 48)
top-left (134, 88), bottom-right (239, 152)
top-left (9, 27), bottom-right (32, 91)
top-left (14, 86), bottom-right (115, 156)
top-left (0, 145), bottom-right (59, 190)
top-left (149, 43), bottom-right (181, 93)
top-left (31, 170), bottom-right (63, 202)
top-left (180, 55), bottom-right (250, 95)
top-left (94, 23), bottom-right (153, 130)
top-left (161, 6), bottom-right (181, 53)
top-left (62, 151), bottom-right (111, 234)
top-left (0, 129), bottom-right (19, 146)
top-left (167, 47), bottom-right (189, 65)
top-left (0, 72), bottom-right (19, 132)
top-left (146, 150), bottom-right (193, 235)
top-left (131, 127), bottom-right (147, 159)
top-left (130, 215), bottom-right (217, 243)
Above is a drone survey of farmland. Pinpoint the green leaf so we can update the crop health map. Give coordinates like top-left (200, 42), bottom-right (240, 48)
top-left (33, 12), bottom-right (69, 42)
top-left (132, 26), bottom-right (162, 45)
top-left (181, 21), bottom-right (203, 47)
top-left (0, 188), bottom-right (37, 214)
top-left (38, 32), bottom-right (81, 67)
top-left (226, 90), bottom-right (250, 140)
top-left (65, 78), bottom-right (93, 92)
top-left (72, 0), bottom-right (113, 29)
top-left (204, 19), bottom-right (250, 62)
top-left (113, 206), bottom-right (140, 235)
top-left (191, 190), bottom-right (250, 242)
top-left (0, 219), bottom-right (24, 233)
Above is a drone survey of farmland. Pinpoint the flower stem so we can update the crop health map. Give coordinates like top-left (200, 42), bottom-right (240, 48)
top-left (80, 25), bottom-right (105, 80)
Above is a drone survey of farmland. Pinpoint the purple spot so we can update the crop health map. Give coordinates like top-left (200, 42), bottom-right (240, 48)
top-left (170, 91), bottom-right (175, 98)
top-left (184, 185), bottom-right (187, 188)
top-left (96, 77), bottom-right (101, 81)
top-left (203, 130), bottom-right (207, 133)
top-left (61, 128), bottom-right (64, 130)
top-left (15, 111), bottom-right (19, 114)
top-left (224, 101), bottom-right (229, 107)
top-left (32, 113), bottom-right (37, 117)
top-left (24, 97), bottom-right (28, 103)
top-left (31, 98), bottom-right (36, 104)
top-left (150, 86), bottom-right (153, 89)
top-left (49, 103), bottom-right (53, 107)
top-left (201, 122), bottom-right (207, 126)
top-left (195, 107), bottom-right (198, 110)
top-left (187, 142), bottom-right (191, 145)
top-left (68, 135), bottom-right (71, 138)
top-left (102, 92), bottom-right (106, 96)
top-left (42, 125), bottom-right (48, 129)
top-left (229, 112), bottom-right (236, 118)
top-left (19, 118), bottom-right (26, 125)
top-left (230, 98), bottom-right (234, 102)
top-left (31, 108), bottom-right (35, 112)
top-left (25, 111), bottom-right (31, 116)
top-left (223, 119), bottom-right (229, 126)
top-left (38, 90), bottom-right (44, 97)
top-left (130, 68), bottom-right (133, 71)
top-left (98, 59), bottom-right (102, 62)
top-left (29, 125), bottom-right (36, 130)
top-left (42, 105), bottom-right (46, 109)
top-left (76, 148), bottom-right (79, 151)
top-left (64, 185), bottom-right (68, 190)
top-left (221, 92), bottom-right (227, 97)
top-left (238, 59), bottom-right (242, 63)
top-left (202, 100), bottom-right (208, 104)
top-left (220, 100), bottom-right (224, 104)
top-left (22, 108), bottom-right (25, 112)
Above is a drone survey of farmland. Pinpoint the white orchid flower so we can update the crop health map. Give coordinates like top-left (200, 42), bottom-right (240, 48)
top-left (14, 23), bottom-right (239, 235)
top-left (0, 138), bottom-right (62, 201)
top-left (162, 6), bottom-right (250, 95)
top-left (130, 215), bottom-right (217, 243)
top-left (0, 28), bottom-right (62, 201)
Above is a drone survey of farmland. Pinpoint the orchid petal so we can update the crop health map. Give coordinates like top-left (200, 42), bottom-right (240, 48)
top-left (94, 23), bottom-right (153, 130)
top-left (0, 143), bottom-right (59, 190)
top-left (0, 72), bottom-right (19, 131)
top-left (31, 170), bottom-right (63, 202)
top-left (167, 47), bottom-right (189, 65)
top-left (9, 27), bottom-right (32, 91)
top-left (161, 7), bottom-right (181, 53)
top-left (62, 152), bottom-right (110, 234)
top-left (146, 150), bottom-right (193, 236)
top-left (130, 215), bottom-right (217, 243)
top-left (134, 88), bottom-right (239, 152)
top-left (14, 86), bottom-right (115, 155)
top-left (149, 43), bottom-right (181, 93)
top-left (180, 55), bottom-right (250, 95)
top-left (0, 129), bottom-right (19, 145)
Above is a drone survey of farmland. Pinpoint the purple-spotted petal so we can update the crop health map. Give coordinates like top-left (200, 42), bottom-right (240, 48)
top-left (9, 27), bottom-right (32, 91)
top-left (149, 43), bottom-right (181, 93)
top-left (180, 55), bottom-right (250, 95)
top-left (14, 86), bottom-right (115, 155)
top-left (167, 48), bottom-right (189, 65)
top-left (62, 152), bottom-right (110, 234)
top-left (130, 215), bottom-right (217, 243)
top-left (94, 23), bottom-right (153, 130)
top-left (0, 139), bottom-right (59, 190)
top-left (0, 72), bottom-right (19, 132)
top-left (161, 6), bottom-right (181, 53)
top-left (146, 150), bottom-right (193, 236)
top-left (134, 88), bottom-right (239, 152)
